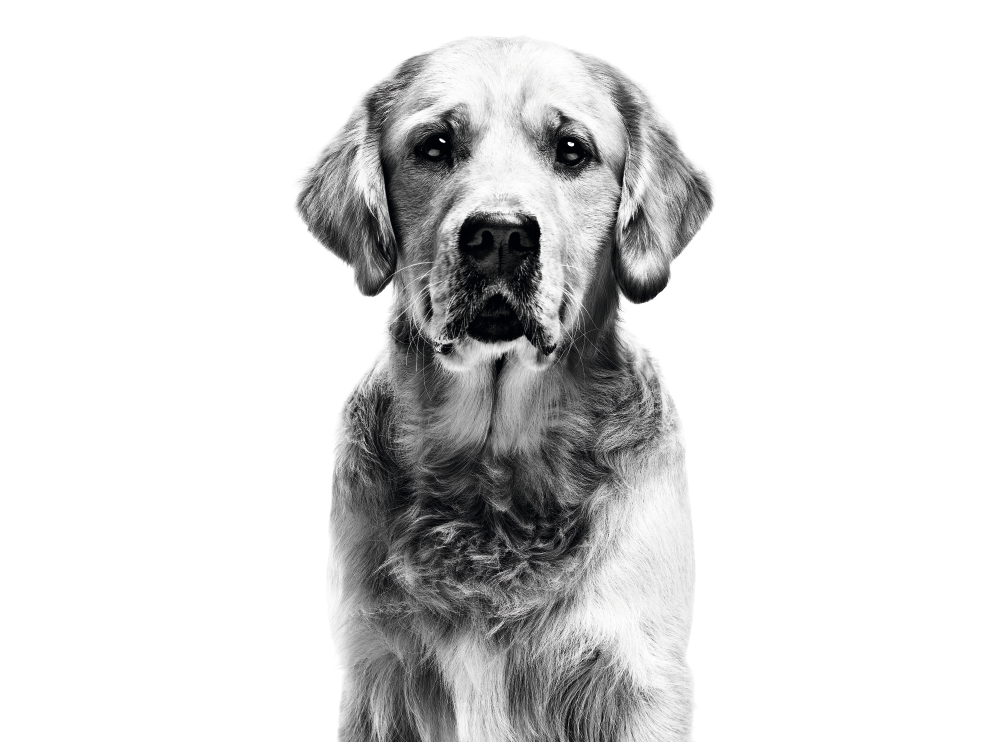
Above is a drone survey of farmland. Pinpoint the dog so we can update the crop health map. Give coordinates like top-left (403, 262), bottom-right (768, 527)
top-left (298, 37), bottom-right (712, 742)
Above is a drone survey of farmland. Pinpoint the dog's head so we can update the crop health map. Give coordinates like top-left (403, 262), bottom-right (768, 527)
top-left (298, 38), bottom-right (711, 369)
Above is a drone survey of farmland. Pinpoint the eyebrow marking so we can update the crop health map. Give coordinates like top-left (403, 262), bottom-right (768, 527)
top-left (543, 107), bottom-right (599, 159)
top-left (396, 105), bottom-right (470, 148)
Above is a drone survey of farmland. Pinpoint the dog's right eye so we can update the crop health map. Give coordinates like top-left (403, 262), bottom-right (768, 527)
top-left (555, 137), bottom-right (589, 167)
top-left (416, 134), bottom-right (453, 163)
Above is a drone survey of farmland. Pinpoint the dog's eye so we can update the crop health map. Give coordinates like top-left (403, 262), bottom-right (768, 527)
top-left (555, 137), bottom-right (588, 167)
top-left (416, 134), bottom-right (452, 163)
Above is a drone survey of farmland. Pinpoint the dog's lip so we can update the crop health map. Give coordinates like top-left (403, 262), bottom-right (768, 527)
top-left (434, 290), bottom-right (558, 357)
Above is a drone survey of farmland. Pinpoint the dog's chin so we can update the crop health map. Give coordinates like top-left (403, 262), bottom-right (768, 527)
top-left (435, 335), bottom-right (556, 373)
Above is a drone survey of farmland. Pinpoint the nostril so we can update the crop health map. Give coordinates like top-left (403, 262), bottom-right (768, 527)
top-left (469, 230), bottom-right (494, 251)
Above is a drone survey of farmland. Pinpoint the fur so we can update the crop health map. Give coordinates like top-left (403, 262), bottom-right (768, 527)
top-left (299, 37), bottom-right (711, 742)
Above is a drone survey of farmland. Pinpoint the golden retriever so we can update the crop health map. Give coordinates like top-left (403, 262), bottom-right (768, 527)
top-left (298, 36), bottom-right (712, 742)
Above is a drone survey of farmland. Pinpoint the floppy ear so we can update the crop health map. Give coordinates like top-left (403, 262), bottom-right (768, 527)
top-left (297, 88), bottom-right (397, 297)
top-left (610, 75), bottom-right (713, 303)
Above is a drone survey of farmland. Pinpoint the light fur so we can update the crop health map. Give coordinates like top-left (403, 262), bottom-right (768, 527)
top-left (299, 37), bottom-right (711, 742)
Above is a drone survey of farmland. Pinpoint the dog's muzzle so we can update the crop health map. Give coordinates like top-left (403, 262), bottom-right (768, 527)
top-left (433, 212), bottom-right (556, 358)
top-left (457, 213), bottom-right (539, 344)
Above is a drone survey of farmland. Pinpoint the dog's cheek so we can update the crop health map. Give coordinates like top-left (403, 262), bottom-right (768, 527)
top-left (559, 169), bottom-right (622, 298)
top-left (387, 165), bottom-right (437, 253)
top-left (388, 164), bottom-right (464, 317)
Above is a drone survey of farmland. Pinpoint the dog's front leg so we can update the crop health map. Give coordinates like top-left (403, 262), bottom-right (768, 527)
top-left (330, 379), bottom-right (457, 742)
top-left (503, 635), bottom-right (692, 742)
top-left (335, 639), bottom-right (457, 742)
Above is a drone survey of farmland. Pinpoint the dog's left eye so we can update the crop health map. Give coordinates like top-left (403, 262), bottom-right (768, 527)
top-left (555, 137), bottom-right (588, 167)
top-left (416, 134), bottom-right (452, 163)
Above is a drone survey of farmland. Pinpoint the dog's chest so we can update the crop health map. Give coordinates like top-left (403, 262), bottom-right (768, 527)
top-left (386, 444), bottom-right (611, 624)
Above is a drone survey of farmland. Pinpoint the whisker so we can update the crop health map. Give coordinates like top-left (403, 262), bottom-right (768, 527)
top-left (391, 261), bottom-right (434, 276)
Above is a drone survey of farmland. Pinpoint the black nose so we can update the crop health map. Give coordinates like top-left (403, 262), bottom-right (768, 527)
top-left (459, 214), bottom-right (540, 276)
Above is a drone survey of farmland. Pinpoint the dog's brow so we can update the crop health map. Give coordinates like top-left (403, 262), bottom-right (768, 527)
top-left (542, 108), bottom-right (599, 155)
top-left (395, 105), bottom-right (469, 147)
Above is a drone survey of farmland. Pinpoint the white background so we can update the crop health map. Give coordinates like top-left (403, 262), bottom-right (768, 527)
top-left (2, 1), bottom-right (988, 740)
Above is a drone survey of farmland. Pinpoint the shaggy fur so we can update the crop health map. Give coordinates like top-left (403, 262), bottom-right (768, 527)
top-left (298, 37), bottom-right (711, 742)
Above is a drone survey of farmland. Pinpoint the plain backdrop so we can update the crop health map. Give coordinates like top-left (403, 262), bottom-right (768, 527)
top-left (2, 1), bottom-right (988, 740)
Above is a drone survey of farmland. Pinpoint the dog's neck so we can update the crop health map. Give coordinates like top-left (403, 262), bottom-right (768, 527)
top-left (389, 294), bottom-right (623, 460)
top-left (424, 349), bottom-right (563, 457)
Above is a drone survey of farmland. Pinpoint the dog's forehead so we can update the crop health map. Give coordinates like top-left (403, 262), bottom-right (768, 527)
top-left (386, 39), bottom-right (626, 161)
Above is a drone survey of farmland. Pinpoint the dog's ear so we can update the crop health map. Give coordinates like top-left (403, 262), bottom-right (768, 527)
top-left (297, 83), bottom-right (398, 297)
top-left (606, 71), bottom-right (713, 303)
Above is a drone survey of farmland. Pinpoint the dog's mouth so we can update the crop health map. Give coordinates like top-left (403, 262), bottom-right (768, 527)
top-left (434, 285), bottom-right (557, 358)
top-left (466, 295), bottom-right (525, 343)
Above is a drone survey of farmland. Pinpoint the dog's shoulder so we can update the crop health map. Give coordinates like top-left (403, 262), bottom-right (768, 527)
top-left (572, 341), bottom-right (695, 661)
top-left (629, 341), bottom-right (684, 455)
top-left (333, 358), bottom-right (402, 510)
top-left (339, 356), bottom-right (395, 442)
top-left (586, 336), bottom-right (683, 467)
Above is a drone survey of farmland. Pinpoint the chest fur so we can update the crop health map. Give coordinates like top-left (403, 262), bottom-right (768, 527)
top-left (351, 349), bottom-right (668, 629)
top-left (384, 440), bottom-right (615, 626)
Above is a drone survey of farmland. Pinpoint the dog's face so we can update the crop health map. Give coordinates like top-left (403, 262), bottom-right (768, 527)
top-left (299, 38), bottom-right (711, 370)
